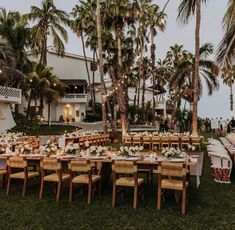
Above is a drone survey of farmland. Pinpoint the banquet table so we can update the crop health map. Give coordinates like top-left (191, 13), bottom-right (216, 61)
top-left (0, 152), bottom-right (200, 187)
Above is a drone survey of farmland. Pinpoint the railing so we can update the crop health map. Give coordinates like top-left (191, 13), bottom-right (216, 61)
top-left (60, 94), bottom-right (88, 103)
top-left (0, 86), bottom-right (22, 104)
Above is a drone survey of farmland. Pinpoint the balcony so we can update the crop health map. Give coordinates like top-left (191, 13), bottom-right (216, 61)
top-left (0, 86), bottom-right (22, 104)
top-left (60, 94), bottom-right (88, 104)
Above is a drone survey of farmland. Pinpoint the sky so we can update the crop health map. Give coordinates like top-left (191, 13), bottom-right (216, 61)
top-left (0, 0), bottom-right (231, 119)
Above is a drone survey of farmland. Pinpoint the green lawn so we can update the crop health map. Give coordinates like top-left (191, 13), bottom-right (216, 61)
top-left (38, 125), bottom-right (79, 135)
top-left (0, 151), bottom-right (235, 229)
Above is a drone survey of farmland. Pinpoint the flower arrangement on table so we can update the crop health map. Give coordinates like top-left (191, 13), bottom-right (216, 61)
top-left (119, 146), bottom-right (143, 157)
top-left (42, 140), bottom-right (58, 156)
top-left (182, 144), bottom-right (196, 151)
top-left (86, 146), bottom-right (107, 157)
top-left (161, 147), bottom-right (182, 158)
top-left (16, 144), bottom-right (33, 155)
top-left (64, 144), bottom-right (80, 155)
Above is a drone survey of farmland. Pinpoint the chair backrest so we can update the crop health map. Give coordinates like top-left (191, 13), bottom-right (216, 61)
top-left (181, 136), bottom-right (190, 141)
top-left (143, 136), bottom-right (151, 141)
top-left (170, 136), bottom-right (179, 141)
top-left (7, 156), bottom-right (27, 169)
top-left (152, 136), bottom-right (160, 141)
top-left (40, 158), bottom-right (61, 171)
top-left (69, 159), bottom-right (91, 172)
top-left (133, 136), bottom-right (141, 141)
top-left (112, 161), bottom-right (137, 174)
top-left (191, 137), bottom-right (201, 143)
top-left (158, 162), bottom-right (188, 177)
top-left (161, 136), bottom-right (170, 141)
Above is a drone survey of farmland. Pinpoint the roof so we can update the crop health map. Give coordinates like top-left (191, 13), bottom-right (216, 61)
top-left (60, 79), bottom-right (88, 86)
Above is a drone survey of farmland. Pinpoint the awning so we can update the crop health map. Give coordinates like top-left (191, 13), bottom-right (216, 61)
top-left (60, 79), bottom-right (88, 86)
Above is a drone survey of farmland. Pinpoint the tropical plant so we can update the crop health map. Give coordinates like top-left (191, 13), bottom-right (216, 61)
top-left (178, 0), bottom-right (207, 137)
top-left (23, 0), bottom-right (69, 65)
top-left (216, 0), bottom-right (235, 69)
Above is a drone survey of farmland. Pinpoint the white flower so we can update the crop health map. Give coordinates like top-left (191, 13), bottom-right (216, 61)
top-left (85, 141), bottom-right (90, 147)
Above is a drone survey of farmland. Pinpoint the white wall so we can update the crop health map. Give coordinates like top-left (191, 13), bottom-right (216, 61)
top-left (0, 103), bottom-right (16, 132)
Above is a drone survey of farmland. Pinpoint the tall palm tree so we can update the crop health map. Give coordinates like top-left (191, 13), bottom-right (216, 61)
top-left (222, 65), bottom-right (235, 118)
top-left (24, 0), bottom-right (69, 65)
top-left (96, 0), bottom-right (108, 134)
top-left (167, 43), bottom-right (219, 114)
top-left (147, 4), bottom-right (166, 125)
top-left (216, 0), bottom-right (235, 69)
top-left (178, 0), bottom-right (207, 137)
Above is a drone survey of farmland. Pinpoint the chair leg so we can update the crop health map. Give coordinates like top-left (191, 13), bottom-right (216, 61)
top-left (133, 186), bottom-right (138, 209)
top-left (39, 179), bottom-right (44, 200)
top-left (182, 189), bottom-right (186, 214)
top-left (157, 187), bottom-right (161, 210)
top-left (69, 181), bottom-right (73, 203)
top-left (56, 181), bottom-right (61, 201)
top-left (22, 178), bottom-right (27, 197)
top-left (98, 180), bottom-right (102, 197)
top-left (6, 178), bottom-right (11, 196)
top-left (88, 183), bottom-right (92, 204)
top-left (112, 184), bottom-right (116, 208)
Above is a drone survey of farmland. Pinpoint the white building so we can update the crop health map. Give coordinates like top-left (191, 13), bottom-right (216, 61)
top-left (0, 86), bottom-right (22, 132)
top-left (21, 49), bottom-right (167, 122)
top-left (22, 49), bottom-right (101, 122)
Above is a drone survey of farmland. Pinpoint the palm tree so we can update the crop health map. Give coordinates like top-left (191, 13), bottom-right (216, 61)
top-left (24, 0), bottom-right (69, 65)
top-left (178, 0), bottom-right (207, 137)
top-left (222, 65), bottom-right (235, 118)
top-left (147, 4), bottom-right (166, 125)
top-left (96, 0), bottom-right (108, 134)
top-left (216, 0), bottom-right (235, 69)
top-left (167, 43), bottom-right (219, 114)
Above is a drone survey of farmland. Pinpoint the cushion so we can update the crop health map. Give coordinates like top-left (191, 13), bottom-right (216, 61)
top-left (72, 174), bottom-right (101, 184)
top-left (44, 173), bottom-right (70, 182)
top-left (161, 179), bottom-right (188, 191)
top-left (116, 177), bottom-right (143, 187)
top-left (10, 171), bottom-right (39, 179)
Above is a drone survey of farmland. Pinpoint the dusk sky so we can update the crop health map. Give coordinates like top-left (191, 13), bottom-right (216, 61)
top-left (0, 0), bottom-right (230, 119)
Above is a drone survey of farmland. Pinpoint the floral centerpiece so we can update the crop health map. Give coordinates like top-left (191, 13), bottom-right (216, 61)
top-left (119, 146), bottom-right (143, 157)
top-left (161, 147), bottom-right (182, 158)
top-left (17, 144), bottom-right (33, 155)
top-left (42, 140), bottom-right (58, 156)
top-left (64, 144), bottom-right (80, 155)
top-left (86, 146), bottom-right (107, 157)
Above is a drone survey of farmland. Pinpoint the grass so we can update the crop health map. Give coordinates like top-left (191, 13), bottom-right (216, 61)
top-left (38, 125), bottom-right (79, 135)
top-left (0, 148), bottom-right (235, 229)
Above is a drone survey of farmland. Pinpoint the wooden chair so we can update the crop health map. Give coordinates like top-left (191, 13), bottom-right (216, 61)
top-left (157, 162), bottom-right (189, 214)
top-left (39, 158), bottom-right (70, 201)
top-left (0, 168), bottom-right (7, 188)
top-left (142, 136), bottom-right (152, 150)
top-left (69, 159), bottom-right (101, 204)
top-left (170, 136), bottom-right (180, 148)
top-left (112, 160), bottom-right (144, 209)
top-left (160, 136), bottom-right (170, 149)
top-left (191, 137), bottom-right (202, 150)
top-left (152, 136), bottom-right (161, 150)
top-left (6, 156), bottom-right (39, 197)
top-left (79, 137), bottom-right (85, 148)
top-left (132, 136), bottom-right (142, 146)
top-left (181, 136), bottom-right (190, 149)
top-left (124, 135), bottom-right (132, 146)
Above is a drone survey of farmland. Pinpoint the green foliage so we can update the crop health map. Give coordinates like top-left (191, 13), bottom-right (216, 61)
top-left (9, 113), bottom-right (40, 135)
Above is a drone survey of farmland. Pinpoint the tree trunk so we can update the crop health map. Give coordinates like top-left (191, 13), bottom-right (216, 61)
top-left (96, 0), bottom-right (107, 134)
top-left (92, 51), bottom-right (96, 107)
top-left (81, 32), bottom-right (94, 109)
top-left (191, 0), bottom-right (201, 137)
top-left (151, 30), bottom-right (156, 126)
top-left (137, 79), bottom-right (140, 108)
top-left (116, 27), bottom-right (126, 139)
top-left (40, 33), bottom-right (47, 66)
top-left (48, 102), bottom-right (51, 126)
top-left (230, 84), bottom-right (234, 118)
